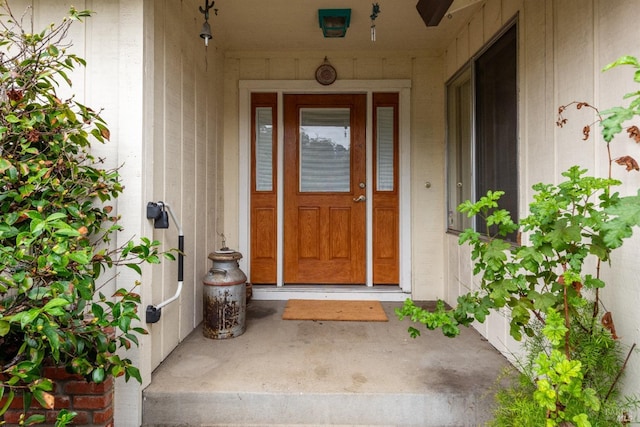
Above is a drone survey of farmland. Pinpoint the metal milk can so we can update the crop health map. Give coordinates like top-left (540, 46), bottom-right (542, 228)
top-left (202, 249), bottom-right (247, 339)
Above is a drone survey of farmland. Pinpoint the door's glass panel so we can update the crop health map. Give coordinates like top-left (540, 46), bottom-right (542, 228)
top-left (299, 108), bottom-right (351, 192)
top-left (376, 106), bottom-right (394, 191)
top-left (255, 107), bottom-right (273, 191)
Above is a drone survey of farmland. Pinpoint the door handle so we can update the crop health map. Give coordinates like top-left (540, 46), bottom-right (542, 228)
top-left (353, 195), bottom-right (366, 202)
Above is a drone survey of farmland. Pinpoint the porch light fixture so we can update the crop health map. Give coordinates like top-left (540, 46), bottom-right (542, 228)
top-left (199, 0), bottom-right (217, 46)
top-left (318, 9), bottom-right (351, 38)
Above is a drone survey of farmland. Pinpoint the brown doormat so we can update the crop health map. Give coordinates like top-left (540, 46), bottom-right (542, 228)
top-left (282, 299), bottom-right (388, 322)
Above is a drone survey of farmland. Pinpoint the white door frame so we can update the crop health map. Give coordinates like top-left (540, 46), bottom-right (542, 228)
top-left (238, 80), bottom-right (412, 300)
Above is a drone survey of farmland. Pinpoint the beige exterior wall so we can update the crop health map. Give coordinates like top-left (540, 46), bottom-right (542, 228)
top-left (444, 0), bottom-right (640, 397)
top-left (138, 1), bottom-right (224, 425)
top-left (223, 51), bottom-right (447, 300)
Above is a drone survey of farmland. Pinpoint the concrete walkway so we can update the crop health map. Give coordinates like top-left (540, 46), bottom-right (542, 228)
top-left (142, 300), bottom-right (512, 426)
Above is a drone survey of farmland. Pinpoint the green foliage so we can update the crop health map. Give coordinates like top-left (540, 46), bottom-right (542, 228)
top-left (489, 307), bottom-right (638, 427)
top-left (398, 167), bottom-right (627, 342)
top-left (601, 56), bottom-right (640, 143)
top-left (0, 3), bottom-right (174, 424)
top-left (398, 55), bottom-right (640, 425)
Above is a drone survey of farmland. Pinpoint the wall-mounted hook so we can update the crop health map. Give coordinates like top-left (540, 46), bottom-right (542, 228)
top-left (199, 0), bottom-right (217, 20)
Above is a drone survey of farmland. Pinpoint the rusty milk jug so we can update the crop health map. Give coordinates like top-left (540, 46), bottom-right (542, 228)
top-left (202, 249), bottom-right (247, 339)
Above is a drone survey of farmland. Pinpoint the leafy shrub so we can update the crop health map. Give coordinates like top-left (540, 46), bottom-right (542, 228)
top-left (398, 56), bottom-right (640, 425)
top-left (0, 3), bottom-right (173, 424)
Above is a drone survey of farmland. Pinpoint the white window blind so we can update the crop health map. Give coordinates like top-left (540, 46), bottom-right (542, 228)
top-left (376, 106), bottom-right (394, 191)
top-left (299, 108), bottom-right (351, 192)
top-left (255, 107), bottom-right (273, 191)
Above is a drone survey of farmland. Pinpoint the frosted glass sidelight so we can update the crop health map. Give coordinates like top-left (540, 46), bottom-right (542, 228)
top-left (376, 107), bottom-right (394, 191)
top-left (299, 108), bottom-right (351, 192)
top-left (255, 107), bottom-right (273, 191)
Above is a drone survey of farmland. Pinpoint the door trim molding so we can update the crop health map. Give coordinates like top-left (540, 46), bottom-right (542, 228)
top-left (239, 80), bottom-right (412, 294)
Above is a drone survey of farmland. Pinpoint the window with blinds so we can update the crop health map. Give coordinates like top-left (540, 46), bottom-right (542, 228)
top-left (376, 106), bottom-right (394, 191)
top-left (299, 108), bottom-right (351, 193)
top-left (255, 107), bottom-right (273, 192)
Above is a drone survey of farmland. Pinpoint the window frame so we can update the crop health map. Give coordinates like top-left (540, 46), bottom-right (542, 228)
top-left (445, 18), bottom-right (519, 240)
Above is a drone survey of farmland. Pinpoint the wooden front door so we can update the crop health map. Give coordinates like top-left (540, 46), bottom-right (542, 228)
top-left (283, 94), bottom-right (367, 284)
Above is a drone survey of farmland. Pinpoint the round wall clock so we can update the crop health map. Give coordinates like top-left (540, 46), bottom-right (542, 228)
top-left (315, 59), bottom-right (337, 85)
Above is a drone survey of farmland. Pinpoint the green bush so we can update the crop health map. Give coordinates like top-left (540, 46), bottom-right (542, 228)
top-left (0, 3), bottom-right (173, 424)
top-left (398, 56), bottom-right (640, 426)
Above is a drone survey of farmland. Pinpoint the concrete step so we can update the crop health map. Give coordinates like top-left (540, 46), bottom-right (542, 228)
top-left (142, 301), bottom-right (511, 426)
top-left (143, 389), bottom-right (490, 426)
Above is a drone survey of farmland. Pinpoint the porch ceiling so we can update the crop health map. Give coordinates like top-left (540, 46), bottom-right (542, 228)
top-left (213, 0), bottom-right (482, 53)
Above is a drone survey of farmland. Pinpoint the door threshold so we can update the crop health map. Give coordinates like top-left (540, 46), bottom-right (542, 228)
top-left (251, 284), bottom-right (410, 302)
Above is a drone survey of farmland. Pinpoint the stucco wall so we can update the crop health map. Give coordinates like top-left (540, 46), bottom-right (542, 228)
top-left (444, 0), bottom-right (640, 398)
top-left (223, 51), bottom-right (446, 300)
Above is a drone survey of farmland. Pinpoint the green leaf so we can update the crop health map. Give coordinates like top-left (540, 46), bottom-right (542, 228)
top-left (534, 378), bottom-right (557, 411)
top-left (0, 157), bottom-right (12, 173)
top-left (53, 228), bottom-right (82, 237)
top-left (54, 409), bottom-right (78, 425)
top-left (602, 55), bottom-right (640, 71)
top-left (43, 297), bottom-right (70, 312)
top-left (0, 320), bottom-right (10, 336)
top-left (92, 367), bottom-right (105, 383)
top-left (581, 387), bottom-right (600, 411)
top-left (0, 389), bottom-right (14, 415)
top-left (554, 358), bottom-right (582, 383)
top-left (125, 366), bottom-right (142, 383)
top-left (11, 308), bottom-right (42, 329)
top-left (45, 212), bottom-right (68, 222)
top-left (69, 251), bottom-right (90, 264)
top-left (126, 263), bottom-right (142, 274)
top-left (603, 191), bottom-right (640, 247)
top-left (33, 389), bottom-right (54, 410)
top-left (42, 329), bottom-right (61, 362)
top-left (47, 44), bottom-right (60, 56)
top-left (24, 414), bottom-right (47, 426)
top-left (572, 413), bottom-right (592, 427)
top-left (543, 309), bottom-right (568, 346)
top-left (91, 303), bottom-right (104, 319)
top-left (532, 292), bottom-right (559, 313)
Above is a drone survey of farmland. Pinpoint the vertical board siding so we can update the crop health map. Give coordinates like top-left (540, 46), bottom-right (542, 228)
top-left (593, 0), bottom-right (640, 398)
top-left (149, 0), bottom-right (222, 371)
top-left (444, 0), bottom-right (640, 398)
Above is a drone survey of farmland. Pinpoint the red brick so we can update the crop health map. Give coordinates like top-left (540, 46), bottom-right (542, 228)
top-left (53, 395), bottom-right (71, 409)
top-left (46, 411), bottom-right (59, 424)
top-left (42, 366), bottom-right (83, 381)
top-left (71, 410), bottom-right (91, 425)
top-left (73, 392), bottom-right (112, 410)
top-left (3, 409), bottom-right (46, 424)
top-left (1, 393), bottom-right (63, 411)
top-left (92, 405), bottom-right (114, 424)
top-left (2, 410), bottom-right (24, 424)
top-left (3, 394), bottom-right (24, 409)
top-left (64, 376), bottom-right (113, 395)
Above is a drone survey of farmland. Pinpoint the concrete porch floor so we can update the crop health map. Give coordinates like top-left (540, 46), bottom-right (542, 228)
top-left (142, 300), bottom-right (512, 427)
